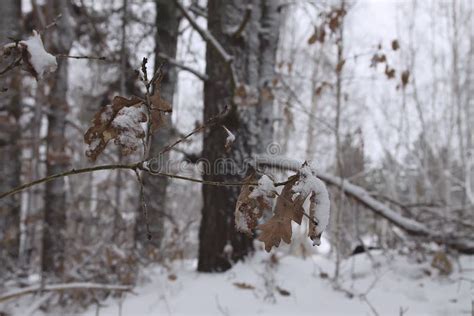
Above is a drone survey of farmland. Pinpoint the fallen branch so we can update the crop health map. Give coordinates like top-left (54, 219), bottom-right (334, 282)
top-left (0, 282), bottom-right (132, 303)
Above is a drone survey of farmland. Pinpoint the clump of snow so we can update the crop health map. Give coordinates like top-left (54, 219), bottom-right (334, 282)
top-left (222, 125), bottom-right (235, 151)
top-left (112, 105), bottom-right (146, 152)
top-left (222, 126), bottom-right (235, 143)
top-left (235, 209), bottom-right (250, 233)
top-left (112, 106), bottom-right (146, 131)
top-left (249, 175), bottom-right (276, 200)
top-left (223, 243), bottom-right (233, 255)
top-left (19, 30), bottom-right (57, 79)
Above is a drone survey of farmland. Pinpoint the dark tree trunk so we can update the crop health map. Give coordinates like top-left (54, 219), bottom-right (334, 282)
top-left (0, 0), bottom-right (22, 266)
top-left (42, 0), bottom-right (74, 276)
top-left (135, 0), bottom-right (180, 257)
top-left (198, 0), bottom-right (281, 272)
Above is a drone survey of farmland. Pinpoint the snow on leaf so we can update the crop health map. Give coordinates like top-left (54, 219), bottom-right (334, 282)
top-left (84, 96), bottom-right (146, 161)
top-left (18, 30), bottom-right (57, 80)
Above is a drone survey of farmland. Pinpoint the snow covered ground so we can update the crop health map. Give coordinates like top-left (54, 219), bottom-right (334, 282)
top-left (79, 250), bottom-right (473, 316)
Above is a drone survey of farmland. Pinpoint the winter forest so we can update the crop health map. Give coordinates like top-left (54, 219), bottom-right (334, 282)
top-left (0, 0), bottom-right (473, 315)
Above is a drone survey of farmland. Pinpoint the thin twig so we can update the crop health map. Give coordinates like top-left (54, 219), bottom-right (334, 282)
top-left (134, 169), bottom-right (151, 240)
top-left (230, 5), bottom-right (252, 38)
top-left (174, 0), bottom-right (232, 63)
top-left (157, 106), bottom-right (229, 156)
top-left (0, 162), bottom-right (291, 201)
top-left (0, 56), bottom-right (22, 76)
top-left (140, 57), bottom-right (154, 157)
top-left (0, 163), bottom-right (139, 200)
top-left (173, 0), bottom-right (238, 87)
top-left (157, 52), bottom-right (208, 81)
top-left (40, 14), bottom-right (63, 34)
top-left (55, 54), bottom-right (106, 60)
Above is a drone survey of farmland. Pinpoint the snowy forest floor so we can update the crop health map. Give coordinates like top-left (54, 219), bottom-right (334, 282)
top-left (83, 250), bottom-right (472, 316)
top-left (2, 250), bottom-right (473, 316)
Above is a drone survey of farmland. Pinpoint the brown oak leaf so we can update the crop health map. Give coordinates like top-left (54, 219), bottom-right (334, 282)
top-left (235, 173), bottom-right (262, 236)
top-left (258, 175), bottom-right (305, 252)
top-left (149, 85), bottom-right (172, 132)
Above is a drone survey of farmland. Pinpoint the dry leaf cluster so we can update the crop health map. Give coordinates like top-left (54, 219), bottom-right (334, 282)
top-left (84, 89), bottom-right (171, 161)
top-left (235, 163), bottom-right (330, 252)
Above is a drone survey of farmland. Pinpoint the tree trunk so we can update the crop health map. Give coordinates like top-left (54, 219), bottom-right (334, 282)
top-left (0, 0), bottom-right (22, 267)
top-left (199, 0), bottom-right (281, 272)
top-left (135, 0), bottom-right (179, 258)
top-left (42, 0), bottom-right (74, 276)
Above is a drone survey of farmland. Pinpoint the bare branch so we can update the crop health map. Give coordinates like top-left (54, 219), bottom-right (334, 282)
top-left (174, 0), bottom-right (232, 63)
top-left (157, 52), bottom-right (208, 81)
top-left (229, 5), bottom-right (252, 38)
top-left (134, 169), bottom-right (152, 240)
top-left (157, 106), bottom-right (229, 156)
top-left (55, 54), bottom-right (106, 60)
top-left (173, 0), bottom-right (238, 86)
top-left (0, 163), bottom-right (139, 200)
top-left (0, 56), bottom-right (22, 76)
top-left (188, 3), bottom-right (207, 19)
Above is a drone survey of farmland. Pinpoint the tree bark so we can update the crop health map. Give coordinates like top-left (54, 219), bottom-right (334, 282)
top-left (0, 0), bottom-right (22, 266)
top-left (42, 0), bottom-right (74, 276)
top-left (199, 0), bottom-right (281, 272)
top-left (135, 0), bottom-right (180, 257)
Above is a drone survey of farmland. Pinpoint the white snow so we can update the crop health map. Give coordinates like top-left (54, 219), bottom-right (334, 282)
top-left (112, 105), bottom-right (146, 131)
top-left (72, 251), bottom-right (473, 316)
top-left (235, 208), bottom-right (250, 233)
top-left (112, 105), bottom-right (146, 150)
top-left (19, 30), bottom-right (57, 79)
top-left (222, 125), bottom-right (236, 149)
top-left (249, 175), bottom-right (276, 200)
